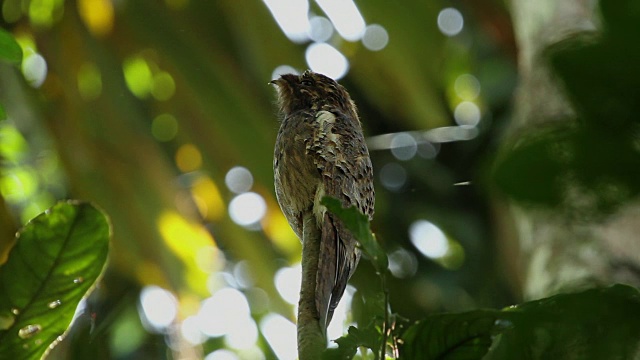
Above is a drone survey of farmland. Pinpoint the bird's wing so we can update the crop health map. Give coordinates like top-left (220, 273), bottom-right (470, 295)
top-left (309, 110), bottom-right (374, 329)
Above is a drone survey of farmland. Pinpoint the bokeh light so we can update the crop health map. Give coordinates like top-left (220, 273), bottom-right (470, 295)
top-left (326, 285), bottom-right (355, 341)
top-left (138, 285), bottom-right (178, 333)
top-left (197, 287), bottom-right (248, 337)
top-left (424, 126), bottom-right (479, 143)
top-left (175, 143), bottom-right (202, 172)
top-left (151, 71), bottom-right (176, 101)
top-left (228, 192), bottom-right (267, 226)
top-left (454, 74), bottom-right (481, 100)
top-left (181, 315), bottom-right (206, 345)
top-left (454, 101), bottom-right (481, 127)
top-left (379, 162), bottom-right (407, 192)
top-left (123, 56), bottom-right (153, 98)
top-left (388, 248), bottom-right (419, 278)
top-left (151, 113), bottom-right (179, 142)
top-left (305, 42), bottom-right (349, 80)
top-left (22, 53), bottom-right (47, 88)
top-left (274, 264), bottom-right (301, 305)
top-left (77, 0), bottom-right (114, 37)
top-left (205, 350), bottom-right (239, 360)
top-left (308, 16), bottom-right (334, 42)
top-left (316, 0), bottom-right (365, 41)
top-left (271, 65), bottom-right (299, 81)
top-left (390, 132), bottom-right (418, 161)
top-left (362, 24), bottom-right (389, 51)
top-left (260, 314), bottom-right (297, 360)
top-left (262, 0), bottom-right (310, 43)
top-left (225, 166), bottom-right (254, 194)
top-left (77, 62), bottom-right (102, 100)
top-left (409, 220), bottom-right (449, 259)
top-left (437, 8), bottom-right (464, 36)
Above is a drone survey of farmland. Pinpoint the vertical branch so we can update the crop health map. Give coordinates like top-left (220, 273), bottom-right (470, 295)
top-left (297, 213), bottom-right (326, 359)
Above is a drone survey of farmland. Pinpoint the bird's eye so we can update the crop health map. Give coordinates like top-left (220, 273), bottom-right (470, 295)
top-left (300, 80), bottom-right (313, 86)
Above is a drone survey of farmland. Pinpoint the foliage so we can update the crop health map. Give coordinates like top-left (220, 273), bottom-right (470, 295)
top-left (0, 202), bottom-right (110, 360)
top-left (0, 27), bottom-right (21, 65)
top-left (323, 195), bottom-right (640, 360)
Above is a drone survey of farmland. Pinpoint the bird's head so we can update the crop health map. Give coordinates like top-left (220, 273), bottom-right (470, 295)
top-left (270, 70), bottom-right (355, 116)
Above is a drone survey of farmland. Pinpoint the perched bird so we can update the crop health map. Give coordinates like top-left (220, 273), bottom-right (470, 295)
top-left (271, 70), bottom-right (375, 330)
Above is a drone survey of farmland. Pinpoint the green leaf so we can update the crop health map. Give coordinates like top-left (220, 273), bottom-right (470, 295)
top-left (400, 310), bottom-right (499, 360)
top-left (323, 325), bottom-right (381, 360)
top-left (321, 196), bottom-right (388, 273)
top-left (0, 104), bottom-right (6, 121)
top-left (486, 284), bottom-right (640, 360)
top-left (0, 201), bottom-right (110, 360)
top-left (0, 28), bottom-right (22, 65)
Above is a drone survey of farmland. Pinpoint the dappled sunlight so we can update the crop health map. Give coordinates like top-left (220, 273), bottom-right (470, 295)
top-left (158, 211), bottom-right (218, 295)
top-left (262, 0), bottom-right (310, 43)
top-left (151, 113), bottom-right (179, 142)
top-left (274, 263), bottom-right (301, 305)
top-left (139, 285), bottom-right (178, 333)
top-left (260, 314), bottom-right (297, 360)
top-left (409, 220), bottom-right (465, 269)
top-left (22, 53), bottom-right (47, 88)
top-left (305, 42), bottom-right (349, 80)
top-left (262, 205), bottom-right (300, 256)
top-left (77, 62), bottom-right (102, 100)
top-left (438, 7), bottom-right (464, 36)
top-left (379, 162), bottom-right (407, 192)
top-left (191, 175), bottom-right (225, 221)
top-left (77, 0), bottom-right (114, 37)
top-left (123, 55), bottom-right (153, 98)
top-left (362, 24), bottom-right (389, 51)
top-left (228, 192), bottom-right (267, 227)
top-left (175, 144), bottom-right (203, 172)
top-left (409, 220), bottom-right (449, 259)
top-left (224, 166), bottom-right (253, 194)
top-left (316, 0), bottom-right (365, 41)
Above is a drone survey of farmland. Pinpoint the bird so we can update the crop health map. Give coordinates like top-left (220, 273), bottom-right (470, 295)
top-left (271, 70), bottom-right (375, 330)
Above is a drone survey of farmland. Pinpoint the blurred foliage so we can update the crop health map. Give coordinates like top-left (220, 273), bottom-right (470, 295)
top-left (3, 0), bottom-right (636, 358)
top-left (493, 0), bottom-right (640, 216)
top-left (0, 202), bottom-right (110, 360)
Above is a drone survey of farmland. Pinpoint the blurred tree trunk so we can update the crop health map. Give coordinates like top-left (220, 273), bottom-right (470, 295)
top-left (505, 0), bottom-right (640, 300)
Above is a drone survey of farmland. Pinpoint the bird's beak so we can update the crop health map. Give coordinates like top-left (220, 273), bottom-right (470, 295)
top-left (269, 78), bottom-right (283, 86)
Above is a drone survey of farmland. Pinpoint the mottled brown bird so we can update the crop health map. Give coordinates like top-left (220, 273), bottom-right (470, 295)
top-left (271, 70), bottom-right (375, 330)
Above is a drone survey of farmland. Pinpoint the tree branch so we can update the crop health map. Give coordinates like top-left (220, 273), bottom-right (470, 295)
top-left (297, 212), bottom-right (326, 359)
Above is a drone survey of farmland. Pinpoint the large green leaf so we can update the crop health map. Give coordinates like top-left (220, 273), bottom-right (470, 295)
top-left (399, 284), bottom-right (640, 360)
top-left (0, 28), bottom-right (22, 65)
top-left (487, 284), bottom-right (640, 360)
top-left (400, 310), bottom-right (499, 360)
top-left (0, 201), bottom-right (110, 360)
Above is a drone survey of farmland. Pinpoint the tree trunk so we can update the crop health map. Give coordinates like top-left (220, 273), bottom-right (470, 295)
top-left (505, 0), bottom-right (640, 300)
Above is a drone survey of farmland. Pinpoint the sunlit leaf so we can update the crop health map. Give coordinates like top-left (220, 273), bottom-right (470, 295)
top-left (0, 201), bottom-right (110, 360)
top-left (0, 28), bottom-right (22, 65)
top-left (321, 196), bottom-right (388, 273)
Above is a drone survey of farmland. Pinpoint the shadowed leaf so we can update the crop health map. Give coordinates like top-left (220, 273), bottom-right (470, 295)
top-left (0, 29), bottom-right (22, 65)
top-left (321, 196), bottom-right (388, 273)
